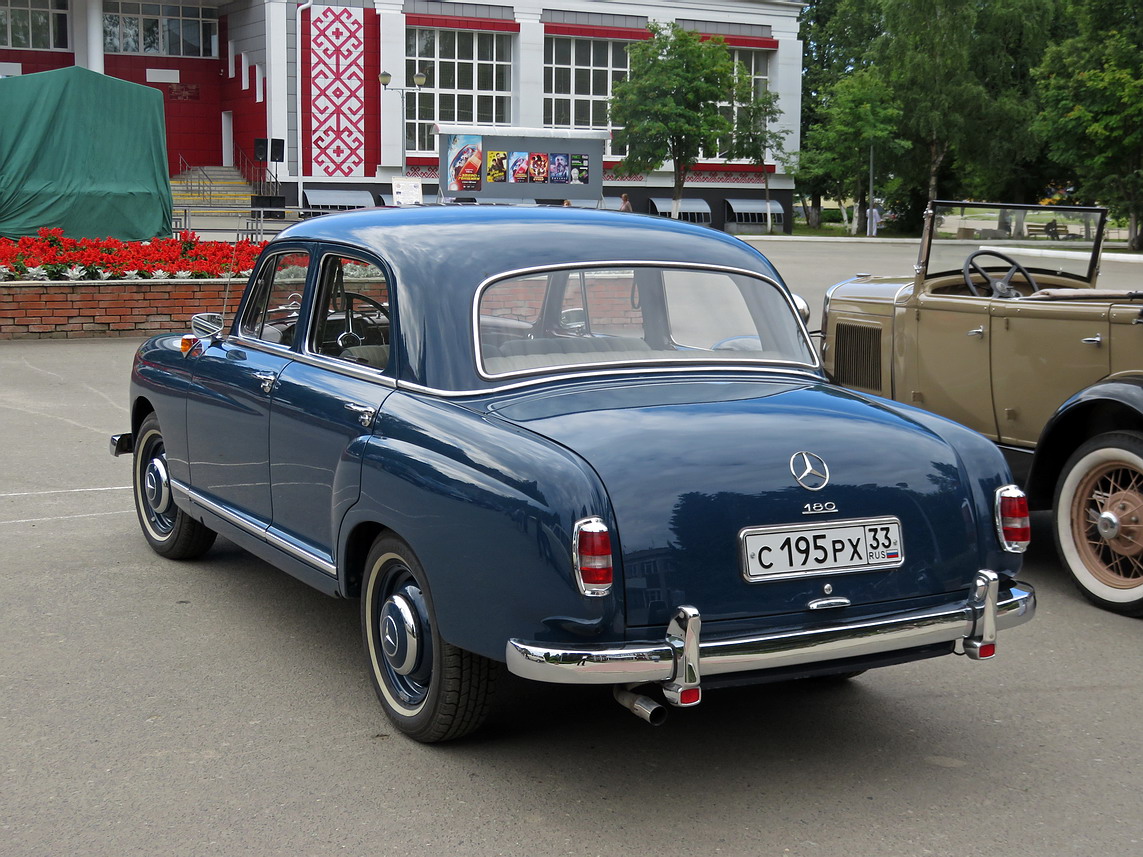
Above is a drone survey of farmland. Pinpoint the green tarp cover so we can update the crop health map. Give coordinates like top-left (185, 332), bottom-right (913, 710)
top-left (0, 66), bottom-right (173, 240)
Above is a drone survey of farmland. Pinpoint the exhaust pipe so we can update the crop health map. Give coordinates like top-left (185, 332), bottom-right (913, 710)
top-left (613, 686), bottom-right (667, 726)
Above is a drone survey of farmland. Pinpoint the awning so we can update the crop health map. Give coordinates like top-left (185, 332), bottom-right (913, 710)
top-left (648, 198), bottom-right (712, 217)
top-left (725, 198), bottom-right (784, 216)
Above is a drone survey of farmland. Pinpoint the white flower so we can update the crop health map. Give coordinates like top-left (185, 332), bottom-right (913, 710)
top-left (240, 269), bottom-right (253, 277)
top-left (64, 265), bottom-right (86, 280)
top-left (26, 266), bottom-right (48, 280)
top-left (151, 269), bottom-right (169, 279)
top-left (124, 270), bottom-right (140, 279)
top-left (0, 265), bottom-right (10, 280)
top-left (99, 269), bottom-right (114, 280)
top-left (175, 270), bottom-right (192, 279)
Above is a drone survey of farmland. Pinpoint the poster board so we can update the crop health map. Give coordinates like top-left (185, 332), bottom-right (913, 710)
top-left (436, 125), bottom-right (608, 201)
top-left (392, 180), bottom-right (424, 205)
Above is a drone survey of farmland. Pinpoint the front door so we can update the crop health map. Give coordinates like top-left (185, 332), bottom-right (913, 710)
top-left (907, 291), bottom-right (997, 438)
top-left (186, 247), bottom-right (312, 526)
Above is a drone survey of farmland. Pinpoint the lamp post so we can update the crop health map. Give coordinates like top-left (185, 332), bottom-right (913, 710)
top-left (379, 69), bottom-right (427, 179)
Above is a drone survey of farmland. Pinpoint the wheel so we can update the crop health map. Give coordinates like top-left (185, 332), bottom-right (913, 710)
top-left (132, 412), bottom-right (216, 559)
top-left (361, 536), bottom-right (496, 742)
top-left (1054, 431), bottom-right (1143, 616)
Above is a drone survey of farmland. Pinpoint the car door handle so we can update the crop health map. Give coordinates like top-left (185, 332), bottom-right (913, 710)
top-left (967, 326), bottom-right (985, 338)
top-left (345, 402), bottom-right (377, 428)
top-left (1082, 334), bottom-right (1103, 346)
top-left (253, 371), bottom-right (277, 393)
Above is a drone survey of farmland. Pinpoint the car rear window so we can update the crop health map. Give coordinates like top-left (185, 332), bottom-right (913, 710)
top-left (477, 265), bottom-right (816, 378)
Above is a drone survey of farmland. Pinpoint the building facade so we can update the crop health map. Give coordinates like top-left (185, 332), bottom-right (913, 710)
top-left (0, 0), bottom-right (803, 228)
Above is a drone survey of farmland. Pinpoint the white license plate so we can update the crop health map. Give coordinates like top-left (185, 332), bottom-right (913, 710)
top-left (740, 516), bottom-right (904, 580)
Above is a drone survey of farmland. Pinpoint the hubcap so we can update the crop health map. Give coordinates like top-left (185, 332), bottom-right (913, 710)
top-left (144, 456), bottom-right (172, 515)
top-left (380, 594), bottom-right (420, 675)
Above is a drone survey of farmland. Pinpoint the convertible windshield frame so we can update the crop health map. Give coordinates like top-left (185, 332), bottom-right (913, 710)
top-left (919, 200), bottom-right (1108, 286)
top-left (472, 261), bottom-right (820, 382)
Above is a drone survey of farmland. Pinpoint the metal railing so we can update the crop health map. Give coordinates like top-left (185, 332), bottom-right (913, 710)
top-left (235, 146), bottom-right (281, 198)
top-left (176, 155), bottom-right (214, 204)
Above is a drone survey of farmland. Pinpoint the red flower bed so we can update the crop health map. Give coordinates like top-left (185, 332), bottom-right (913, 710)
top-left (0, 228), bottom-right (266, 281)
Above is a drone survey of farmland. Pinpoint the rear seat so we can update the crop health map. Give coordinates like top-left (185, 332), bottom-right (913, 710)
top-left (485, 336), bottom-right (664, 373)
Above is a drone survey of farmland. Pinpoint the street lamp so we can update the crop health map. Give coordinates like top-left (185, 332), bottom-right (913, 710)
top-left (379, 69), bottom-right (427, 177)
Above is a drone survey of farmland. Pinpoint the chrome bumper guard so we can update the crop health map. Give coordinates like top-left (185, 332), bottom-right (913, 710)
top-left (506, 572), bottom-right (1034, 695)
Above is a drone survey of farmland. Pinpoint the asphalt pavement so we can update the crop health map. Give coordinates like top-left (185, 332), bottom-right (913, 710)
top-left (2, 242), bottom-right (1142, 857)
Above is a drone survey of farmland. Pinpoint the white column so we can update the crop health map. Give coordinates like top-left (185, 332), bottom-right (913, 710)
top-left (265, 0), bottom-right (290, 163)
top-left (73, 0), bottom-right (105, 74)
top-left (376, 4), bottom-right (407, 174)
top-left (514, 12), bottom-right (544, 128)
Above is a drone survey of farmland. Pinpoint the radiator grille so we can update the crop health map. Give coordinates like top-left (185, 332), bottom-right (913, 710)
top-left (833, 322), bottom-right (883, 392)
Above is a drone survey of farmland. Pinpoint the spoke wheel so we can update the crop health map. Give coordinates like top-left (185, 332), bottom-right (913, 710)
top-left (1054, 431), bottom-right (1143, 616)
top-left (361, 536), bottom-right (496, 742)
top-left (132, 412), bottom-right (216, 559)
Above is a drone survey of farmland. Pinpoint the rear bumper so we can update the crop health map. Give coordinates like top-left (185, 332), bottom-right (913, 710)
top-left (506, 572), bottom-right (1034, 696)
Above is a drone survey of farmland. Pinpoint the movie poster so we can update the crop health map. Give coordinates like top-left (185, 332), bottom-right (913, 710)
top-left (487, 151), bottom-right (507, 183)
top-left (508, 152), bottom-right (529, 183)
top-left (549, 153), bottom-right (569, 184)
top-left (446, 134), bottom-right (483, 192)
top-left (570, 154), bottom-right (589, 184)
top-left (528, 152), bottom-right (549, 183)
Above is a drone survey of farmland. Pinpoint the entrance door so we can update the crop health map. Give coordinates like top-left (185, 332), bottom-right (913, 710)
top-left (221, 111), bottom-right (233, 166)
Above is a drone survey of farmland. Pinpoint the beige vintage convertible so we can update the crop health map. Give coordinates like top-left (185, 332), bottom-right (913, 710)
top-left (823, 200), bottom-right (1143, 615)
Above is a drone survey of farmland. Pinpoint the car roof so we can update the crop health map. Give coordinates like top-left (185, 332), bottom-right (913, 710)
top-left (274, 205), bottom-right (788, 392)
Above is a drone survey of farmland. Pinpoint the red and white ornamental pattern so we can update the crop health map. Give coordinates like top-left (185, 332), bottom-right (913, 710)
top-left (309, 7), bottom-right (367, 177)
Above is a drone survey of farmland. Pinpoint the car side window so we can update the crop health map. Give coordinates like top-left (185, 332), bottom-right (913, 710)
top-left (311, 254), bottom-right (391, 370)
top-left (240, 251), bottom-right (310, 345)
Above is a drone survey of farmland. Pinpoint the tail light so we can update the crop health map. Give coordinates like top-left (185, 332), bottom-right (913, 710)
top-left (573, 517), bottom-right (612, 596)
top-left (995, 485), bottom-right (1031, 552)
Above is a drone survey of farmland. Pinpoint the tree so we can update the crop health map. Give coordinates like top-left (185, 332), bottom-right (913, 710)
top-left (796, 68), bottom-right (902, 233)
top-left (610, 23), bottom-right (775, 217)
top-left (872, 0), bottom-right (984, 203)
top-left (1035, 1), bottom-right (1143, 249)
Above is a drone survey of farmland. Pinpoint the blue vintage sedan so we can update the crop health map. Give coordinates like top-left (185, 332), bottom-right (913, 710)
top-left (112, 205), bottom-right (1035, 742)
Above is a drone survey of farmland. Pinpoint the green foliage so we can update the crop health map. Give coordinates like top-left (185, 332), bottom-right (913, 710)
top-left (611, 23), bottom-right (784, 204)
top-left (1035, 1), bottom-right (1143, 247)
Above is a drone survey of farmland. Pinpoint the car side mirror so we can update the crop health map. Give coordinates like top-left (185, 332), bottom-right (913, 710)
top-left (791, 294), bottom-right (811, 325)
top-left (190, 312), bottom-right (224, 339)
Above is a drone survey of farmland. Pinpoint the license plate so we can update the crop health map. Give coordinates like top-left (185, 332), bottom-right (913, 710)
top-left (740, 516), bottom-right (904, 581)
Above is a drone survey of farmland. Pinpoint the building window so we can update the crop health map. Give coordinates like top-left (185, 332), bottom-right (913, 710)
top-left (102, 3), bottom-right (218, 58)
top-left (543, 36), bottom-right (628, 157)
top-left (707, 48), bottom-right (771, 160)
top-left (0, 0), bottom-right (69, 50)
top-left (405, 27), bottom-right (513, 154)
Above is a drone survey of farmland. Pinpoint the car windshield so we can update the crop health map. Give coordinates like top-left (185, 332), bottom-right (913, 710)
top-left (476, 264), bottom-right (817, 378)
top-left (923, 201), bottom-right (1106, 284)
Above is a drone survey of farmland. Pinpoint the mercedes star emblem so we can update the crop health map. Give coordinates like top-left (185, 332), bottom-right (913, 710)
top-left (790, 451), bottom-right (830, 491)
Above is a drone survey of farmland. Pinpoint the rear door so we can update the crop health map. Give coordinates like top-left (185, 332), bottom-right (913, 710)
top-left (266, 249), bottom-right (395, 572)
top-left (990, 300), bottom-right (1110, 446)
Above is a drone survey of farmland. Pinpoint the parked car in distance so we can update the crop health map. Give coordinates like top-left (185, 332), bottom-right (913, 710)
top-left (112, 205), bottom-right (1035, 742)
top-left (823, 199), bottom-right (1143, 616)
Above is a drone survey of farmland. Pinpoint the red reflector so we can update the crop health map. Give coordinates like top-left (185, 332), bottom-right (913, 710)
top-left (978, 643), bottom-right (996, 659)
top-left (679, 687), bottom-right (701, 705)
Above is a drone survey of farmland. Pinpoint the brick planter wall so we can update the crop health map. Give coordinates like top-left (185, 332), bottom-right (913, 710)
top-left (0, 279), bottom-right (243, 340)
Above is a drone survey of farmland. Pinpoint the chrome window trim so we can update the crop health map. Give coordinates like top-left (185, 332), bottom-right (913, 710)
top-left (290, 349), bottom-right (398, 388)
top-left (470, 260), bottom-right (821, 382)
top-left (397, 364), bottom-right (825, 399)
top-left (172, 479), bottom-right (338, 576)
top-left (226, 333), bottom-right (296, 359)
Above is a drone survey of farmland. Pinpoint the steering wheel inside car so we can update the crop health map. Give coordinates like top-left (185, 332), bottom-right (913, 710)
top-left (962, 250), bottom-right (1038, 298)
top-left (336, 291), bottom-right (390, 349)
